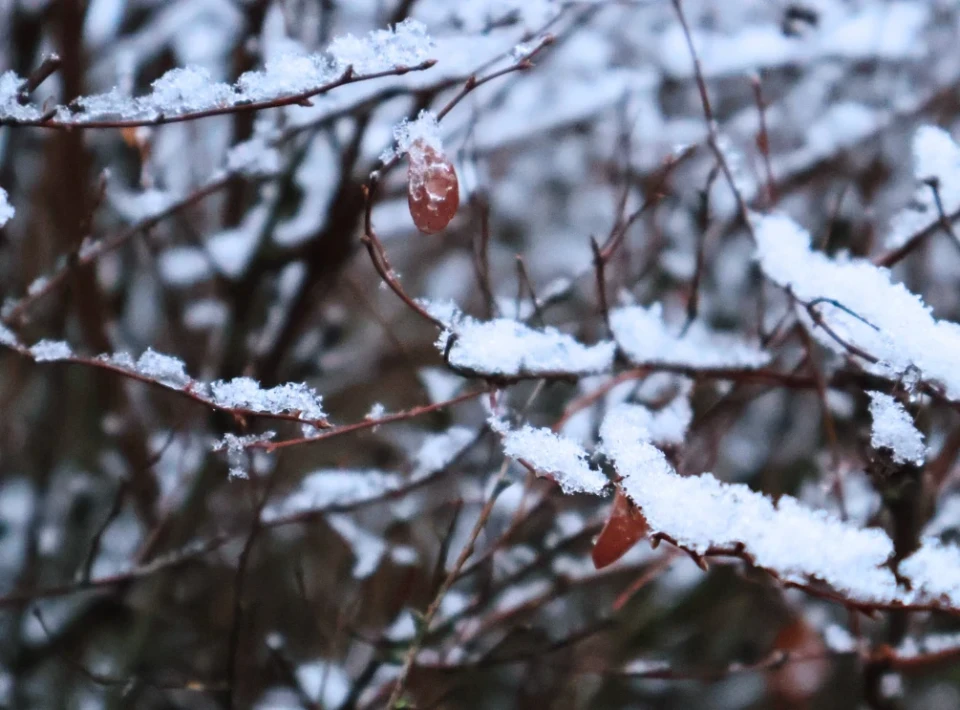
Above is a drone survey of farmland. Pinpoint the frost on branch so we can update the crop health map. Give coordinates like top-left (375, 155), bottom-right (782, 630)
top-left (755, 213), bottom-right (960, 398)
top-left (29, 339), bottom-right (73, 362)
top-left (428, 302), bottom-right (615, 378)
top-left (497, 421), bottom-right (608, 496)
top-left (18, 340), bottom-right (329, 429)
top-left (123, 348), bottom-right (192, 388)
top-left (0, 19), bottom-right (433, 125)
top-left (610, 304), bottom-right (769, 370)
top-left (209, 377), bottom-right (326, 425)
top-left (867, 391), bottom-right (926, 465)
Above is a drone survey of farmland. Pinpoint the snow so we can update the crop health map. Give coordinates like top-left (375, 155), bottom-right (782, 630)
top-left (327, 514), bottom-right (386, 578)
top-left (610, 304), bottom-right (770, 370)
top-left (429, 303), bottom-right (615, 378)
top-left (604, 400), bottom-right (692, 449)
top-left (0, 187), bottom-right (14, 227)
top-left (92, 347), bottom-right (330, 427)
top-left (328, 18), bottom-right (433, 74)
top-left (897, 632), bottom-right (960, 658)
top-left (499, 422), bottom-right (608, 496)
top-left (262, 469), bottom-right (404, 521)
top-left (0, 324), bottom-right (18, 348)
top-left (261, 427), bottom-right (473, 522)
top-left (898, 542), bottom-right (960, 607)
top-left (294, 659), bottom-right (350, 708)
top-left (133, 348), bottom-right (192, 388)
top-left (213, 432), bottom-right (276, 479)
top-left (867, 391), bottom-right (926, 465)
top-left (225, 132), bottom-right (281, 177)
top-left (29, 340), bottom-right (73, 362)
top-left (887, 126), bottom-right (960, 249)
top-left (598, 402), bottom-right (960, 608)
top-left (823, 625), bottom-right (857, 653)
top-left (382, 109), bottom-right (443, 164)
top-left (601, 410), bottom-right (900, 602)
top-left (755, 212), bottom-right (960, 399)
top-left (412, 426), bottom-right (474, 476)
top-left (0, 71), bottom-right (41, 122)
top-left (657, 2), bottom-right (928, 79)
top-left (4, 20), bottom-right (433, 125)
top-left (210, 377), bottom-right (327, 423)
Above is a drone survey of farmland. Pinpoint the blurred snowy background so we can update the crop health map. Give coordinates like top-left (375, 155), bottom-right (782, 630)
top-left (2, 0), bottom-right (960, 708)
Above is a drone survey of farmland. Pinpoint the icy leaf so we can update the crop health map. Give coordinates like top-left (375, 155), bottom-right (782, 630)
top-left (407, 139), bottom-right (459, 234)
top-left (592, 488), bottom-right (649, 569)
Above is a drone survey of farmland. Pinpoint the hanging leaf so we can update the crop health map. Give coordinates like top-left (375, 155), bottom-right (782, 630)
top-left (407, 139), bottom-right (459, 234)
top-left (592, 487), bottom-right (648, 570)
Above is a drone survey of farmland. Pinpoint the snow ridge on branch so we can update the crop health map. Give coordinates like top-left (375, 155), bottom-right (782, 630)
top-left (0, 19), bottom-right (434, 128)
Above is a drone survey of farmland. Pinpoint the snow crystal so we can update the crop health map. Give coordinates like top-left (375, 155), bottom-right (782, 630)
top-left (328, 18), bottom-right (432, 75)
top-left (755, 213), bottom-right (960, 399)
top-left (210, 377), bottom-right (326, 422)
top-left (610, 304), bottom-right (769, 370)
top-left (501, 424), bottom-right (608, 495)
top-left (30, 340), bottom-right (73, 362)
top-left (0, 187), bottom-right (14, 227)
top-left (382, 109), bottom-right (442, 163)
top-left (0, 71), bottom-right (41, 122)
top-left (431, 304), bottom-right (615, 378)
top-left (134, 349), bottom-right (192, 388)
top-left (213, 432), bottom-right (276, 479)
top-left (867, 391), bottom-right (926, 465)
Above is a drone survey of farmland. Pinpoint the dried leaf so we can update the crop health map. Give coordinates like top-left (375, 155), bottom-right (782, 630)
top-left (407, 139), bottom-right (459, 234)
top-left (592, 487), bottom-right (648, 569)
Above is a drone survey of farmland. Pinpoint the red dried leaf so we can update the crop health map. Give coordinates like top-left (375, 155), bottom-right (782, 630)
top-left (407, 139), bottom-right (459, 234)
top-left (592, 487), bottom-right (648, 570)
